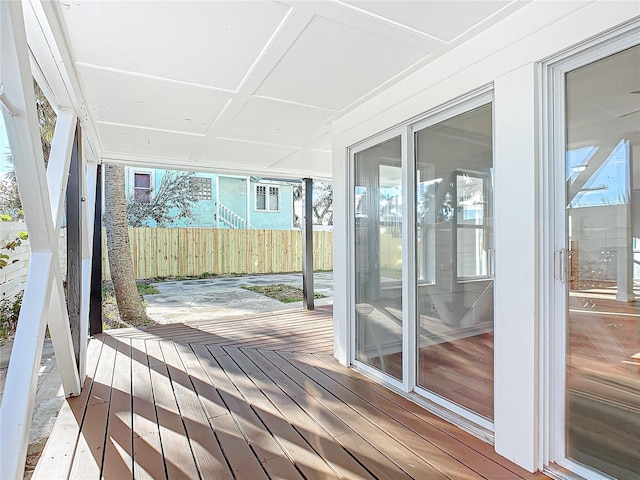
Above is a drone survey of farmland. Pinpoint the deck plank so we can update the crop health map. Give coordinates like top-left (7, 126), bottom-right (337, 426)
top-left (193, 344), bottom-right (295, 479)
top-left (35, 307), bottom-right (548, 480)
top-left (217, 348), bottom-right (341, 479)
top-left (69, 335), bottom-right (118, 479)
top-left (286, 351), bottom-right (488, 480)
top-left (101, 338), bottom-right (134, 480)
top-left (226, 346), bottom-right (378, 480)
top-left (161, 341), bottom-right (234, 479)
top-left (242, 348), bottom-right (414, 480)
top-left (146, 341), bottom-right (200, 480)
top-left (306, 353), bottom-right (523, 480)
top-left (259, 350), bottom-right (450, 479)
top-left (181, 344), bottom-right (269, 480)
top-left (312, 354), bottom-right (544, 480)
top-left (130, 338), bottom-right (166, 480)
top-left (108, 307), bottom-right (332, 339)
top-left (107, 308), bottom-right (333, 352)
top-left (32, 337), bottom-right (104, 479)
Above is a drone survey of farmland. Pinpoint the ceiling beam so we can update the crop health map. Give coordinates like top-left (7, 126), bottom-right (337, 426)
top-left (189, 7), bottom-right (316, 162)
top-left (101, 154), bottom-right (333, 182)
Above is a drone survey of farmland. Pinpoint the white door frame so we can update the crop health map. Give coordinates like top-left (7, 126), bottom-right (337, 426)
top-left (538, 19), bottom-right (640, 478)
top-left (348, 126), bottom-right (407, 393)
top-left (409, 89), bottom-right (495, 434)
top-left (347, 86), bottom-right (496, 435)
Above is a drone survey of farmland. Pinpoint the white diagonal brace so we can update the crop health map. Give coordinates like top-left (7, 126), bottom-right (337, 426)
top-left (1, 3), bottom-right (53, 252)
top-left (0, 254), bottom-right (54, 480)
top-left (46, 109), bottom-right (77, 235)
top-left (2, 0), bottom-right (79, 386)
top-left (0, 2), bottom-right (81, 479)
top-left (47, 262), bottom-right (81, 392)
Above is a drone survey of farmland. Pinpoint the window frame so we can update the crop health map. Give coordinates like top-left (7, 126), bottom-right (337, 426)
top-left (453, 169), bottom-right (492, 282)
top-left (539, 21), bottom-right (640, 479)
top-left (255, 183), bottom-right (281, 212)
top-left (129, 168), bottom-right (154, 204)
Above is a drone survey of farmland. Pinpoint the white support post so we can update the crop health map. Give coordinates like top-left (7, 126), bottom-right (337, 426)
top-left (80, 162), bottom-right (98, 382)
top-left (246, 176), bottom-right (252, 228)
top-left (0, 2), bottom-right (82, 478)
top-left (216, 176), bottom-right (220, 228)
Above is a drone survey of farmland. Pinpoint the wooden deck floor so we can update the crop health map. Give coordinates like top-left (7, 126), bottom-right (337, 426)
top-left (34, 306), bottom-right (546, 480)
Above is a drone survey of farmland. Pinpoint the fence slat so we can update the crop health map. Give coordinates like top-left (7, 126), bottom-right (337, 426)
top-left (0, 222), bottom-right (66, 300)
top-left (100, 228), bottom-right (333, 280)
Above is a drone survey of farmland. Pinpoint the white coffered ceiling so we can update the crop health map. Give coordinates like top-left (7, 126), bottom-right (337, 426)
top-left (49, 0), bottom-right (528, 179)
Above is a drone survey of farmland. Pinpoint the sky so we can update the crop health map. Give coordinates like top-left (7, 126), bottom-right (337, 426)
top-left (567, 140), bottom-right (630, 208)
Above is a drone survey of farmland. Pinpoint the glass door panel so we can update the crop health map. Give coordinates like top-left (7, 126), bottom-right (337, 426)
top-left (354, 136), bottom-right (403, 380)
top-left (565, 45), bottom-right (640, 480)
top-left (415, 104), bottom-right (494, 419)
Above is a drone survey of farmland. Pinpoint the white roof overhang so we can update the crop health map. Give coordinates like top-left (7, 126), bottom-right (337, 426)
top-left (22, 0), bottom-right (532, 180)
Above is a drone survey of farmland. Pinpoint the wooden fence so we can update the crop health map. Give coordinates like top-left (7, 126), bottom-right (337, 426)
top-left (102, 228), bottom-right (333, 280)
top-left (0, 222), bottom-right (66, 300)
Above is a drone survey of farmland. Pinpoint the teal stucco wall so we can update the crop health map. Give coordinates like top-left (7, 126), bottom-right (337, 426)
top-left (124, 167), bottom-right (294, 230)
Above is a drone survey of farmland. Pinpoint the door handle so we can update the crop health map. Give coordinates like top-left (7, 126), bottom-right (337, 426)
top-left (555, 249), bottom-right (567, 283)
top-left (488, 248), bottom-right (496, 278)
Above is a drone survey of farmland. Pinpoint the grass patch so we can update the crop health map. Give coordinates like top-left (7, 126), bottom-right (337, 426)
top-left (242, 283), bottom-right (325, 304)
top-left (137, 282), bottom-right (160, 295)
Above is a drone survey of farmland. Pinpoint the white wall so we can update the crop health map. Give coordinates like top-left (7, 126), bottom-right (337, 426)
top-left (493, 64), bottom-right (538, 471)
top-left (332, 0), bottom-right (640, 473)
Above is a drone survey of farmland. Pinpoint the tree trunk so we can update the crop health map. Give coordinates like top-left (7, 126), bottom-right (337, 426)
top-left (104, 164), bottom-right (146, 325)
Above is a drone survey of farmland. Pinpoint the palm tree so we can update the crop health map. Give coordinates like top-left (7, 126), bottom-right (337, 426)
top-left (104, 164), bottom-right (146, 325)
top-left (0, 81), bottom-right (54, 218)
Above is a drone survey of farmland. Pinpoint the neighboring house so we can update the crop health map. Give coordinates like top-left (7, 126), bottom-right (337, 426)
top-left (124, 167), bottom-right (297, 230)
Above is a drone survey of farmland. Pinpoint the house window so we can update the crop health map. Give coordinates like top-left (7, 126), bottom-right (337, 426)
top-left (133, 172), bottom-right (151, 203)
top-left (256, 184), bottom-right (280, 212)
top-left (189, 177), bottom-right (212, 201)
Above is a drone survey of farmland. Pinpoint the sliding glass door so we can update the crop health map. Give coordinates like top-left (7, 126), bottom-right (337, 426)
top-left (414, 104), bottom-right (494, 420)
top-left (563, 44), bottom-right (640, 480)
top-left (353, 136), bottom-right (404, 381)
top-left (351, 97), bottom-right (494, 425)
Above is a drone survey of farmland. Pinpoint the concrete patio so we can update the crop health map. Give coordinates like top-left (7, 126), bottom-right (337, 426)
top-left (144, 272), bottom-right (334, 324)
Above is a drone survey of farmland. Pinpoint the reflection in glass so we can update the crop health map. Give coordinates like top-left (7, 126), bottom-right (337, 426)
top-left (415, 104), bottom-right (494, 419)
top-left (565, 45), bottom-right (640, 480)
top-left (354, 137), bottom-right (403, 380)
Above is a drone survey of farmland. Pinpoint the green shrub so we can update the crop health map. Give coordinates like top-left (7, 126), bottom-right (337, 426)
top-left (0, 292), bottom-right (23, 343)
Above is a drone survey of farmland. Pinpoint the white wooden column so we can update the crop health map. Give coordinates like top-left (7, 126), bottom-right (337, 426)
top-left (81, 161), bottom-right (99, 379)
top-left (332, 143), bottom-right (350, 365)
top-left (0, 2), bottom-right (81, 478)
top-left (493, 64), bottom-right (538, 472)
